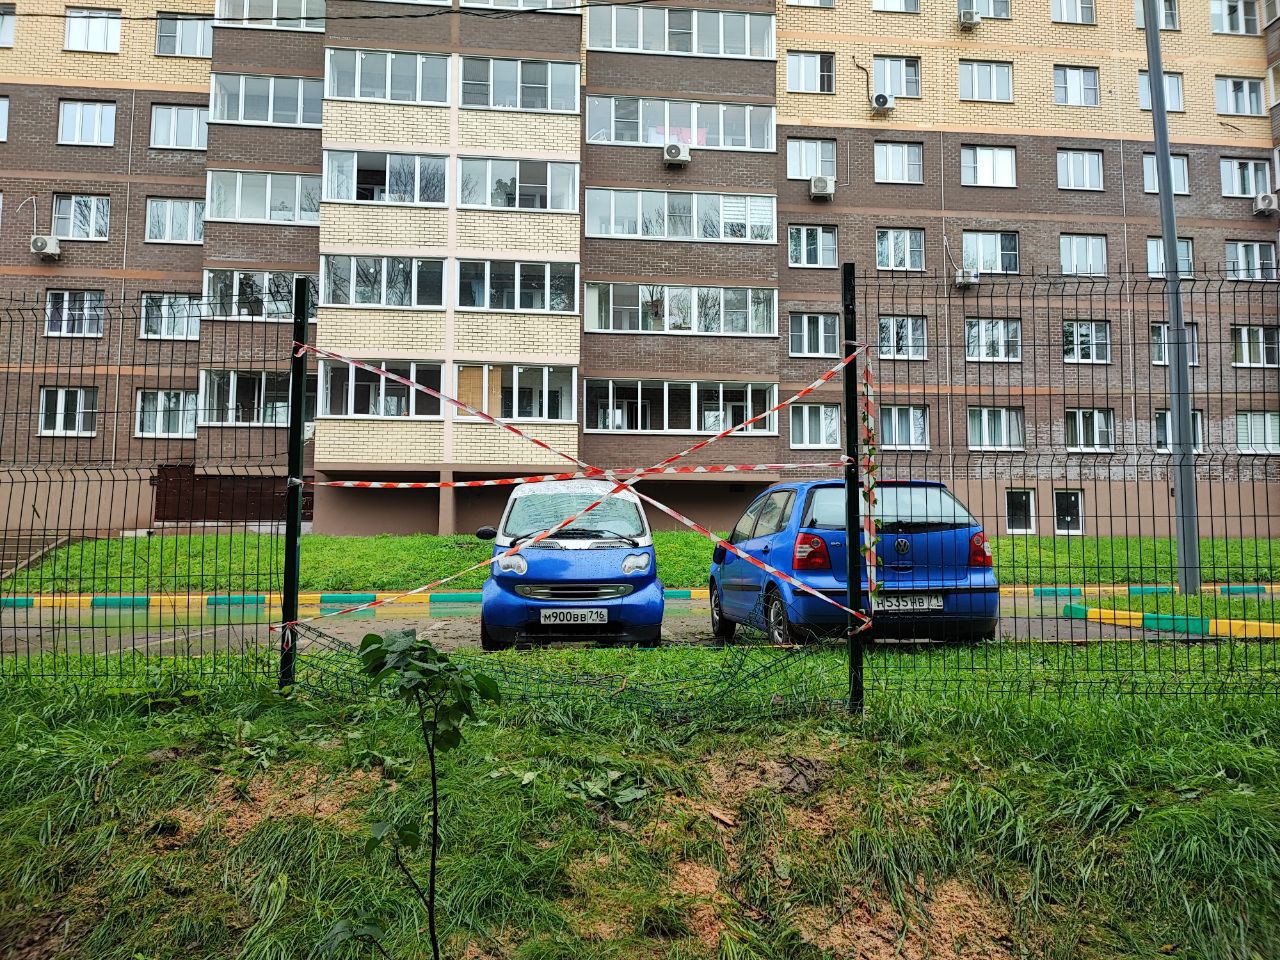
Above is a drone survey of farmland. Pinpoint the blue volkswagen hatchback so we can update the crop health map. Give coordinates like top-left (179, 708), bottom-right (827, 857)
top-left (708, 479), bottom-right (999, 644)
top-left (478, 479), bottom-right (664, 650)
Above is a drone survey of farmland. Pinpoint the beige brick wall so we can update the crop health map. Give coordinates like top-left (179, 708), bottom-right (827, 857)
top-left (456, 209), bottom-right (580, 254)
top-left (315, 418), bottom-right (445, 463)
top-left (453, 311), bottom-right (581, 361)
top-left (453, 421), bottom-right (578, 464)
top-left (777, 5), bottom-right (1270, 142)
top-left (316, 308), bottom-right (447, 355)
top-left (323, 100), bottom-right (450, 146)
top-left (320, 202), bottom-right (449, 248)
top-left (458, 109), bottom-right (580, 152)
top-left (0, 0), bottom-right (211, 88)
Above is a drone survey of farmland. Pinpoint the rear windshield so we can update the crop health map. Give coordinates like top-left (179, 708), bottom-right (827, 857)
top-left (803, 485), bottom-right (977, 532)
top-left (503, 493), bottom-right (646, 539)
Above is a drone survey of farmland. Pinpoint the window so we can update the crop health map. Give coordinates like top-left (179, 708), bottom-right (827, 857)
top-left (1236, 411), bottom-right (1280, 453)
top-left (874, 141), bottom-right (923, 183)
top-left (199, 371), bottom-right (291, 426)
top-left (1226, 241), bottom-right (1277, 280)
top-left (320, 359), bottom-right (443, 418)
top-left (1268, 0), bottom-right (1279, 22)
top-left (457, 260), bottom-right (578, 313)
top-left (880, 405), bottom-right (929, 449)
top-left (962, 232), bottom-right (1019, 273)
top-left (1052, 0), bottom-right (1094, 23)
top-left (960, 146), bottom-right (1016, 186)
top-left (216, 0), bottom-right (325, 29)
top-left (325, 151), bottom-right (447, 205)
top-left (40, 387), bottom-right (98, 436)
top-left (1054, 490), bottom-right (1083, 535)
top-left (1135, 0), bottom-right (1179, 28)
top-left (788, 52), bottom-right (834, 93)
top-left (1213, 0), bottom-right (1258, 32)
top-left (787, 139), bottom-right (836, 179)
top-left (456, 364), bottom-right (576, 422)
top-left (973, 0), bottom-right (1011, 14)
top-left (1216, 77), bottom-right (1264, 115)
top-left (0, 4), bottom-right (12, 45)
top-left (1154, 409), bottom-right (1204, 453)
top-left (65, 8), bottom-right (119, 51)
top-left (204, 270), bottom-right (318, 319)
top-left (52, 194), bottom-right (109, 240)
top-left (326, 49), bottom-right (448, 105)
top-left (210, 74), bottom-right (323, 126)
top-left (1143, 153), bottom-right (1189, 193)
top-left (1065, 408), bottom-right (1114, 451)
top-left (790, 404), bottom-right (840, 448)
top-left (1057, 149), bottom-right (1104, 190)
top-left (136, 390), bottom-right (197, 438)
top-left (0, 97), bottom-right (7, 140)
top-left (965, 318), bottom-right (1021, 361)
top-left (45, 290), bottom-right (104, 336)
top-left (146, 197), bottom-right (204, 243)
top-left (959, 61), bottom-right (1013, 102)
top-left (1063, 320), bottom-right (1111, 363)
top-left (876, 228), bottom-right (924, 271)
top-left (463, 0), bottom-right (581, 9)
top-left (788, 0), bottom-right (833, 7)
top-left (585, 189), bottom-right (775, 242)
top-left (585, 96), bottom-right (775, 150)
top-left (207, 171), bottom-right (321, 224)
top-left (156, 14), bottom-right (212, 55)
top-left (461, 57), bottom-right (578, 112)
top-left (57, 100), bottom-right (115, 146)
top-left (1221, 158), bottom-right (1271, 196)
top-left (587, 6), bottom-right (774, 58)
top-left (586, 283), bottom-right (775, 335)
top-left (1139, 71), bottom-right (1184, 111)
top-left (1146, 237), bottom-right (1194, 277)
top-left (1054, 66), bottom-right (1100, 106)
top-left (151, 105), bottom-right (208, 149)
top-left (873, 56), bottom-right (920, 97)
top-left (1060, 234), bottom-right (1107, 275)
top-left (1231, 325), bottom-right (1279, 366)
top-left (141, 293), bottom-right (202, 339)
top-left (585, 379), bottom-right (777, 433)
top-left (789, 225), bottom-right (837, 267)
top-left (968, 407), bottom-right (1025, 450)
top-left (1150, 322), bottom-right (1200, 366)
top-left (459, 158), bottom-right (576, 211)
top-left (878, 315), bottom-right (926, 359)
top-left (1005, 489), bottom-right (1035, 534)
top-left (873, 0), bottom-right (918, 9)
top-left (790, 314), bottom-right (838, 356)
top-left (322, 256), bottom-right (446, 308)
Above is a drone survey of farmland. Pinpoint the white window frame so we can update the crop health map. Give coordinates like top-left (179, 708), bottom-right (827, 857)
top-left (319, 359), bottom-right (445, 419)
top-left (322, 256), bottom-right (447, 309)
top-left (455, 364), bottom-right (578, 423)
top-left (585, 96), bottom-right (776, 151)
top-left (959, 61), bottom-right (1013, 103)
top-left (64, 8), bottom-right (120, 52)
top-left (1150, 322), bottom-right (1200, 366)
top-left (874, 141), bottom-right (923, 183)
top-left (962, 231), bottom-right (1020, 274)
top-left (960, 145), bottom-right (1017, 187)
top-left (1135, 0), bottom-right (1179, 29)
top-left (145, 197), bottom-right (204, 244)
top-left (968, 406), bottom-right (1025, 451)
top-left (45, 290), bottom-right (105, 337)
top-left (786, 139), bottom-right (837, 179)
top-left (1054, 489), bottom-right (1085, 536)
top-left (215, 0), bottom-right (326, 30)
top-left (872, 0), bottom-right (919, 10)
top-left (1138, 71), bottom-right (1184, 111)
top-left (879, 404), bottom-right (930, 450)
top-left (1236, 411), bottom-right (1280, 453)
top-left (586, 283), bottom-right (776, 336)
top-left (789, 403), bottom-right (841, 449)
top-left (460, 57), bottom-right (579, 113)
top-left (873, 56), bottom-right (921, 97)
top-left (210, 73), bottom-right (323, 127)
top-left (584, 379), bottom-right (777, 434)
top-left (787, 0), bottom-right (833, 7)
top-left (141, 293), bottom-right (202, 339)
top-left (965, 318), bottom-right (1021, 362)
top-left (1060, 234), bottom-right (1108, 276)
top-left (788, 225), bottom-right (837, 268)
top-left (1226, 241), bottom-right (1277, 280)
top-left (52, 194), bottom-right (110, 241)
top-left (1057, 149), bottom-right (1104, 190)
top-left (1065, 407), bottom-right (1115, 452)
top-left (0, 4), bottom-right (13, 46)
top-left (136, 389), bottom-right (198, 438)
top-left (1154, 409), bottom-right (1204, 454)
top-left (458, 157), bottom-right (577, 212)
top-left (972, 0), bottom-right (1011, 15)
top-left (585, 188), bottom-right (775, 243)
top-left (39, 387), bottom-right (98, 437)
top-left (198, 370), bottom-right (292, 427)
top-left (1054, 65), bottom-right (1100, 106)
top-left (1145, 237), bottom-right (1194, 277)
top-left (206, 170), bottom-right (321, 225)
top-left (57, 100), bottom-right (115, 146)
top-left (877, 315), bottom-right (926, 360)
top-left (0, 96), bottom-right (7, 140)
top-left (787, 51), bottom-right (835, 94)
top-left (456, 260), bottom-right (579, 314)
top-left (1231, 325), bottom-right (1279, 367)
top-left (1052, 0), bottom-right (1095, 23)
top-left (1212, 0), bottom-right (1259, 33)
top-left (876, 227), bottom-right (925, 271)
top-left (325, 48), bottom-right (450, 105)
top-left (1220, 158), bottom-right (1272, 197)
top-left (156, 14), bottom-right (213, 56)
top-left (1143, 153), bottom-right (1189, 194)
top-left (789, 313), bottom-right (838, 357)
top-left (324, 150), bottom-right (449, 206)
top-left (585, 6), bottom-right (775, 59)
top-left (150, 105), bottom-right (209, 150)
top-left (1063, 320), bottom-right (1111, 364)
top-left (203, 270), bottom-right (317, 320)
top-left (1005, 488), bottom-right (1035, 535)
top-left (1216, 76), bottom-right (1265, 115)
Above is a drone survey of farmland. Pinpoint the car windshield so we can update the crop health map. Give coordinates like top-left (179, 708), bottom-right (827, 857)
top-left (503, 493), bottom-right (647, 539)
top-left (803, 485), bottom-right (977, 531)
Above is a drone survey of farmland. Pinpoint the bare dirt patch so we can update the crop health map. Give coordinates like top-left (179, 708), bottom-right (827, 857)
top-left (207, 765), bottom-right (384, 841)
top-left (669, 861), bottom-right (727, 950)
top-left (705, 753), bottom-right (830, 806)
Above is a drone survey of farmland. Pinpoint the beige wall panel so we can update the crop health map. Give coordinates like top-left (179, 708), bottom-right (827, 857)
top-left (453, 421), bottom-right (578, 464)
top-left (315, 419), bottom-right (445, 464)
top-left (322, 100), bottom-right (450, 146)
top-left (456, 210), bottom-right (580, 253)
top-left (320, 202), bottom-right (449, 247)
top-left (458, 109), bottom-right (581, 152)
top-left (316, 308), bottom-right (447, 355)
top-left (452, 312), bottom-right (580, 361)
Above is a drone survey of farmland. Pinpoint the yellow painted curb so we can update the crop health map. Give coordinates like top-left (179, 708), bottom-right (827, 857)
top-left (1207, 617), bottom-right (1280, 639)
top-left (688, 588), bottom-right (709, 600)
top-left (375, 593), bottom-right (432, 603)
top-left (1082, 607), bottom-right (1146, 628)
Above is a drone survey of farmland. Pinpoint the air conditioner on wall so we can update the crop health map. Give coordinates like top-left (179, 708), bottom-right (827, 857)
top-left (663, 142), bottom-right (691, 166)
top-left (30, 235), bottom-right (61, 259)
top-left (1253, 192), bottom-right (1279, 216)
top-left (809, 176), bottom-right (836, 200)
top-left (959, 8), bottom-right (982, 28)
top-left (872, 93), bottom-right (895, 114)
top-left (954, 268), bottom-right (980, 288)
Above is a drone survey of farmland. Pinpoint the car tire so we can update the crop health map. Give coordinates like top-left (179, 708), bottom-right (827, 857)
top-left (709, 582), bottom-right (737, 643)
top-left (765, 590), bottom-right (795, 646)
top-left (480, 618), bottom-right (512, 652)
top-left (949, 629), bottom-right (996, 646)
top-left (636, 631), bottom-right (661, 650)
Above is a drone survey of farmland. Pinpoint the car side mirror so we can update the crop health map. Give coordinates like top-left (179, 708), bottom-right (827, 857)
top-left (476, 525), bottom-right (497, 541)
top-left (712, 544), bottom-right (726, 564)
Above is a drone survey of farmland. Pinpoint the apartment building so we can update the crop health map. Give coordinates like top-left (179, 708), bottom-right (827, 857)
top-left (1, 0), bottom-right (1277, 538)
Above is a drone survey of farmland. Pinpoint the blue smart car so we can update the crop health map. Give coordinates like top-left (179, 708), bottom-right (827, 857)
top-left (477, 479), bottom-right (664, 650)
top-left (708, 479), bottom-right (999, 644)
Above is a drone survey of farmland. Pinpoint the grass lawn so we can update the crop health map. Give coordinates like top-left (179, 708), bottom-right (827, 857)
top-left (4, 532), bottom-right (1280, 595)
top-left (1, 647), bottom-right (1278, 959)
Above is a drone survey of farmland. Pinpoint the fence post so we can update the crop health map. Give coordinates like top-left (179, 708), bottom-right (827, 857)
top-left (279, 278), bottom-right (309, 688)
top-left (842, 263), bottom-right (866, 715)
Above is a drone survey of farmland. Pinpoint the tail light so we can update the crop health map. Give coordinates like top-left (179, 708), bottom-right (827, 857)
top-left (969, 531), bottom-right (993, 567)
top-left (793, 533), bottom-right (831, 570)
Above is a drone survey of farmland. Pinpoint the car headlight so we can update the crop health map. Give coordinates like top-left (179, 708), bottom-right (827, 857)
top-left (495, 553), bottom-right (527, 575)
top-left (621, 552), bottom-right (651, 575)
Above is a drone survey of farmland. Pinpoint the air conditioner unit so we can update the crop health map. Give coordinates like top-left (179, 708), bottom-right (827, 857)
top-left (954, 268), bottom-right (980, 288)
top-left (1252, 192), bottom-right (1279, 216)
top-left (30, 235), bottom-right (61, 260)
top-left (959, 8), bottom-right (982, 28)
top-left (809, 175), bottom-right (835, 200)
top-left (871, 92), bottom-right (895, 114)
top-left (663, 142), bottom-right (691, 166)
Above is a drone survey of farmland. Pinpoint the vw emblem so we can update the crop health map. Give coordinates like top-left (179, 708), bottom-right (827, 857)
top-left (894, 538), bottom-right (910, 555)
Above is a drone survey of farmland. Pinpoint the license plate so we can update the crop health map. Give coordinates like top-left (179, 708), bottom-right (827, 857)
top-left (875, 593), bottom-right (944, 612)
top-left (540, 608), bottom-right (608, 625)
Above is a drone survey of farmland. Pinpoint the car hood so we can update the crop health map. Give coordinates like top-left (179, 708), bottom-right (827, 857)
top-left (491, 544), bottom-right (656, 581)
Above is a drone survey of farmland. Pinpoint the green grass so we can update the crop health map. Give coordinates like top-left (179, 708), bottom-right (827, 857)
top-left (5, 533), bottom-right (1280, 596)
top-left (1097, 593), bottom-right (1279, 623)
top-left (1, 647), bottom-right (1279, 960)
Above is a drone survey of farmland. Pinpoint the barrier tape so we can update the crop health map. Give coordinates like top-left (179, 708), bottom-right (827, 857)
top-left (858, 357), bottom-right (880, 599)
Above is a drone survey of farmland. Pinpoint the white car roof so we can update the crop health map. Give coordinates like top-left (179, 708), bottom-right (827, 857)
top-left (507, 478), bottom-right (642, 502)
